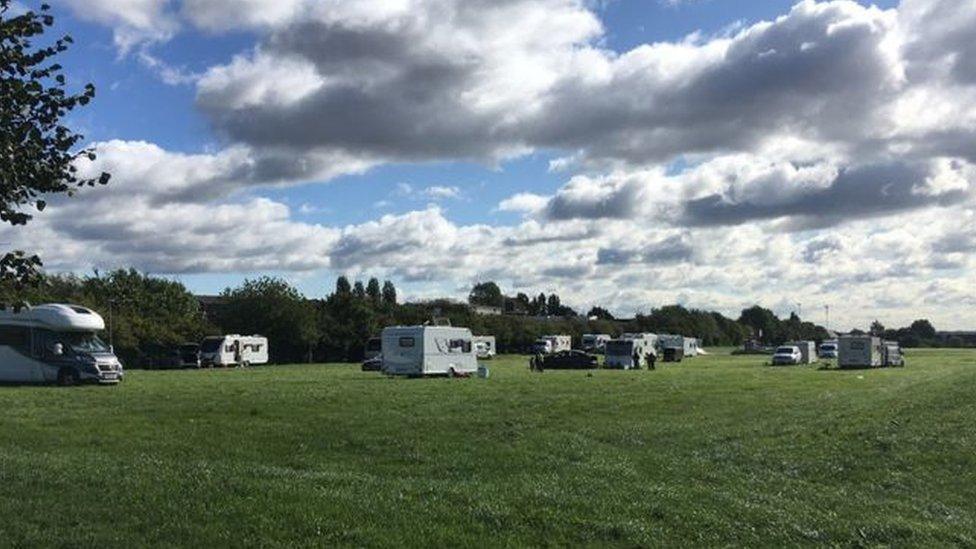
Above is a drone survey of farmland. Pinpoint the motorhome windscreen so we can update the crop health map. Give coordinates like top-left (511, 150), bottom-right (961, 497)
top-left (200, 338), bottom-right (223, 352)
top-left (776, 347), bottom-right (794, 354)
top-left (62, 332), bottom-right (111, 354)
top-left (605, 341), bottom-right (633, 355)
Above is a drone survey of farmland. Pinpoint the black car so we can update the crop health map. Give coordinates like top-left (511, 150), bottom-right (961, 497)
top-left (541, 350), bottom-right (599, 370)
top-left (361, 356), bottom-right (383, 372)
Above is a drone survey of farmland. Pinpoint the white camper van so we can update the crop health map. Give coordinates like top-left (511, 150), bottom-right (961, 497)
top-left (473, 335), bottom-right (496, 359)
top-left (533, 335), bottom-right (571, 354)
top-left (200, 335), bottom-right (269, 367)
top-left (581, 334), bottom-right (612, 353)
top-left (605, 333), bottom-right (658, 369)
top-left (0, 303), bottom-right (124, 385)
top-left (382, 326), bottom-right (478, 376)
top-left (838, 336), bottom-right (882, 368)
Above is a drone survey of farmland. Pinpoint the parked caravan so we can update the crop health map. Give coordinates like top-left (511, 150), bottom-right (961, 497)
top-left (786, 340), bottom-right (818, 364)
top-left (532, 335), bottom-right (571, 355)
top-left (200, 335), bottom-right (269, 367)
top-left (838, 336), bottom-right (883, 368)
top-left (382, 326), bottom-right (478, 376)
top-left (0, 303), bottom-right (124, 385)
top-left (605, 333), bottom-right (658, 369)
top-left (473, 335), bottom-right (496, 359)
top-left (581, 334), bottom-right (612, 353)
top-left (364, 337), bottom-right (382, 360)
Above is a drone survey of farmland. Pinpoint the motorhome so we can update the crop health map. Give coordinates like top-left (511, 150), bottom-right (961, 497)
top-left (473, 335), bottom-right (496, 359)
top-left (786, 340), bottom-right (818, 364)
top-left (364, 337), bottom-right (382, 360)
top-left (532, 335), bottom-right (571, 355)
top-left (0, 303), bottom-right (123, 385)
top-left (605, 333), bottom-right (658, 369)
top-left (200, 335), bottom-right (269, 367)
top-left (838, 336), bottom-right (882, 368)
top-left (581, 334), bottom-right (612, 353)
top-left (381, 326), bottom-right (478, 376)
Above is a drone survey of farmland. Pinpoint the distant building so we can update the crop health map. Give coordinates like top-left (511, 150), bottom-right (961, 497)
top-left (470, 304), bottom-right (503, 316)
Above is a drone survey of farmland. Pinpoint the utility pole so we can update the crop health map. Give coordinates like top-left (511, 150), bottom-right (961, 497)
top-left (796, 302), bottom-right (802, 320)
top-left (824, 305), bottom-right (830, 333)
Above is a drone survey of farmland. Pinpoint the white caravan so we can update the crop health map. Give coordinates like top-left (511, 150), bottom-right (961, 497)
top-left (605, 333), bottom-right (658, 369)
top-left (838, 336), bottom-right (883, 368)
top-left (473, 335), bottom-right (496, 359)
top-left (200, 335), bottom-right (269, 367)
top-left (581, 334), bottom-right (612, 353)
top-left (786, 340), bottom-right (818, 364)
top-left (382, 326), bottom-right (478, 376)
top-left (0, 303), bottom-right (123, 385)
top-left (532, 335), bottom-right (571, 355)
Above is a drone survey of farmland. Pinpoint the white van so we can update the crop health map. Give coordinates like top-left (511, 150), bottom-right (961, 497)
top-left (382, 326), bottom-right (478, 376)
top-left (0, 303), bottom-right (124, 385)
top-left (473, 335), bottom-right (496, 359)
top-left (200, 335), bottom-right (269, 367)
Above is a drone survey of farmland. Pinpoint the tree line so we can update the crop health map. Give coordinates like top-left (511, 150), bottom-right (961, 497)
top-left (3, 271), bottom-right (965, 367)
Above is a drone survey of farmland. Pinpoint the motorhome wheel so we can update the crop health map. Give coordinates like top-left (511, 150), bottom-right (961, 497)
top-left (57, 368), bottom-right (79, 386)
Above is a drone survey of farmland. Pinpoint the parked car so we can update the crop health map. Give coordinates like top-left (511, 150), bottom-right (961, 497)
top-left (361, 356), bottom-right (383, 372)
top-left (541, 350), bottom-right (598, 370)
top-left (771, 345), bottom-right (802, 366)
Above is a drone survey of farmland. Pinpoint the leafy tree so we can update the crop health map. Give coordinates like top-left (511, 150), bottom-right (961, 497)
top-left (219, 277), bottom-right (318, 363)
top-left (587, 306), bottom-right (615, 320)
top-left (381, 280), bottom-right (397, 307)
top-left (909, 319), bottom-right (936, 340)
top-left (335, 276), bottom-right (352, 296)
top-left (366, 277), bottom-right (381, 307)
top-left (353, 280), bottom-right (366, 300)
top-left (870, 320), bottom-right (885, 336)
top-left (547, 293), bottom-right (561, 314)
top-left (468, 281), bottom-right (504, 307)
top-left (1, 1), bottom-right (110, 287)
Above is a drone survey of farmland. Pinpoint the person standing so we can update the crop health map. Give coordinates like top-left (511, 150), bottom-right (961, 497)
top-left (632, 349), bottom-right (641, 370)
top-left (647, 351), bottom-right (657, 371)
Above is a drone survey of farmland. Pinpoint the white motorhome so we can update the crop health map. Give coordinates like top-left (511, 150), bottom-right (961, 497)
top-left (838, 336), bottom-right (883, 368)
top-left (200, 335), bottom-right (269, 367)
top-left (605, 333), bottom-right (658, 369)
top-left (532, 335), bottom-right (571, 355)
top-left (786, 340), bottom-right (818, 364)
top-left (0, 303), bottom-right (123, 385)
top-left (581, 334), bottom-right (612, 353)
top-left (473, 335), bottom-right (496, 359)
top-left (382, 326), bottom-right (478, 376)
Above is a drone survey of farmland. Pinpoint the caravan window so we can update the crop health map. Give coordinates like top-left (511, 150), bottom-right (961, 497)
top-left (448, 339), bottom-right (472, 353)
top-left (399, 337), bottom-right (415, 348)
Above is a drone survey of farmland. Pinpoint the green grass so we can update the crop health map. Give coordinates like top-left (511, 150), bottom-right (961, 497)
top-left (1, 348), bottom-right (975, 547)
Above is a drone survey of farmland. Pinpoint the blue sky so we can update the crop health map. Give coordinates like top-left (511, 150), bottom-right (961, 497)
top-left (9, 0), bottom-right (976, 329)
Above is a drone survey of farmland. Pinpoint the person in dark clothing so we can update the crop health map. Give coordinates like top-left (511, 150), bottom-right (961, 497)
top-left (647, 352), bottom-right (657, 370)
top-left (535, 352), bottom-right (545, 373)
top-left (632, 350), bottom-right (641, 370)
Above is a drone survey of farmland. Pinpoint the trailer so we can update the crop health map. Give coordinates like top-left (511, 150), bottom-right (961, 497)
top-left (0, 303), bottom-right (124, 385)
top-left (473, 335), bottom-right (496, 359)
top-left (605, 333), bottom-right (658, 369)
top-left (659, 334), bottom-right (698, 359)
top-left (581, 333), bottom-right (611, 353)
top-left (532, 335), bottom-right (571, 354)
top-left (786, 340), bottom-right (818, 364)
top-left (200, 335), bottom-right (269, 367)
top-left (882, 340), bottom-right (905, 367)
top-left (382, 325), bottom-right (478, 376)
top-left (838, 336), bottom-right (883, 368)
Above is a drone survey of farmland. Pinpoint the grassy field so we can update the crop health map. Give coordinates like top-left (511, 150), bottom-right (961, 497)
top-left (1, 348), bottom-right (975, 547)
